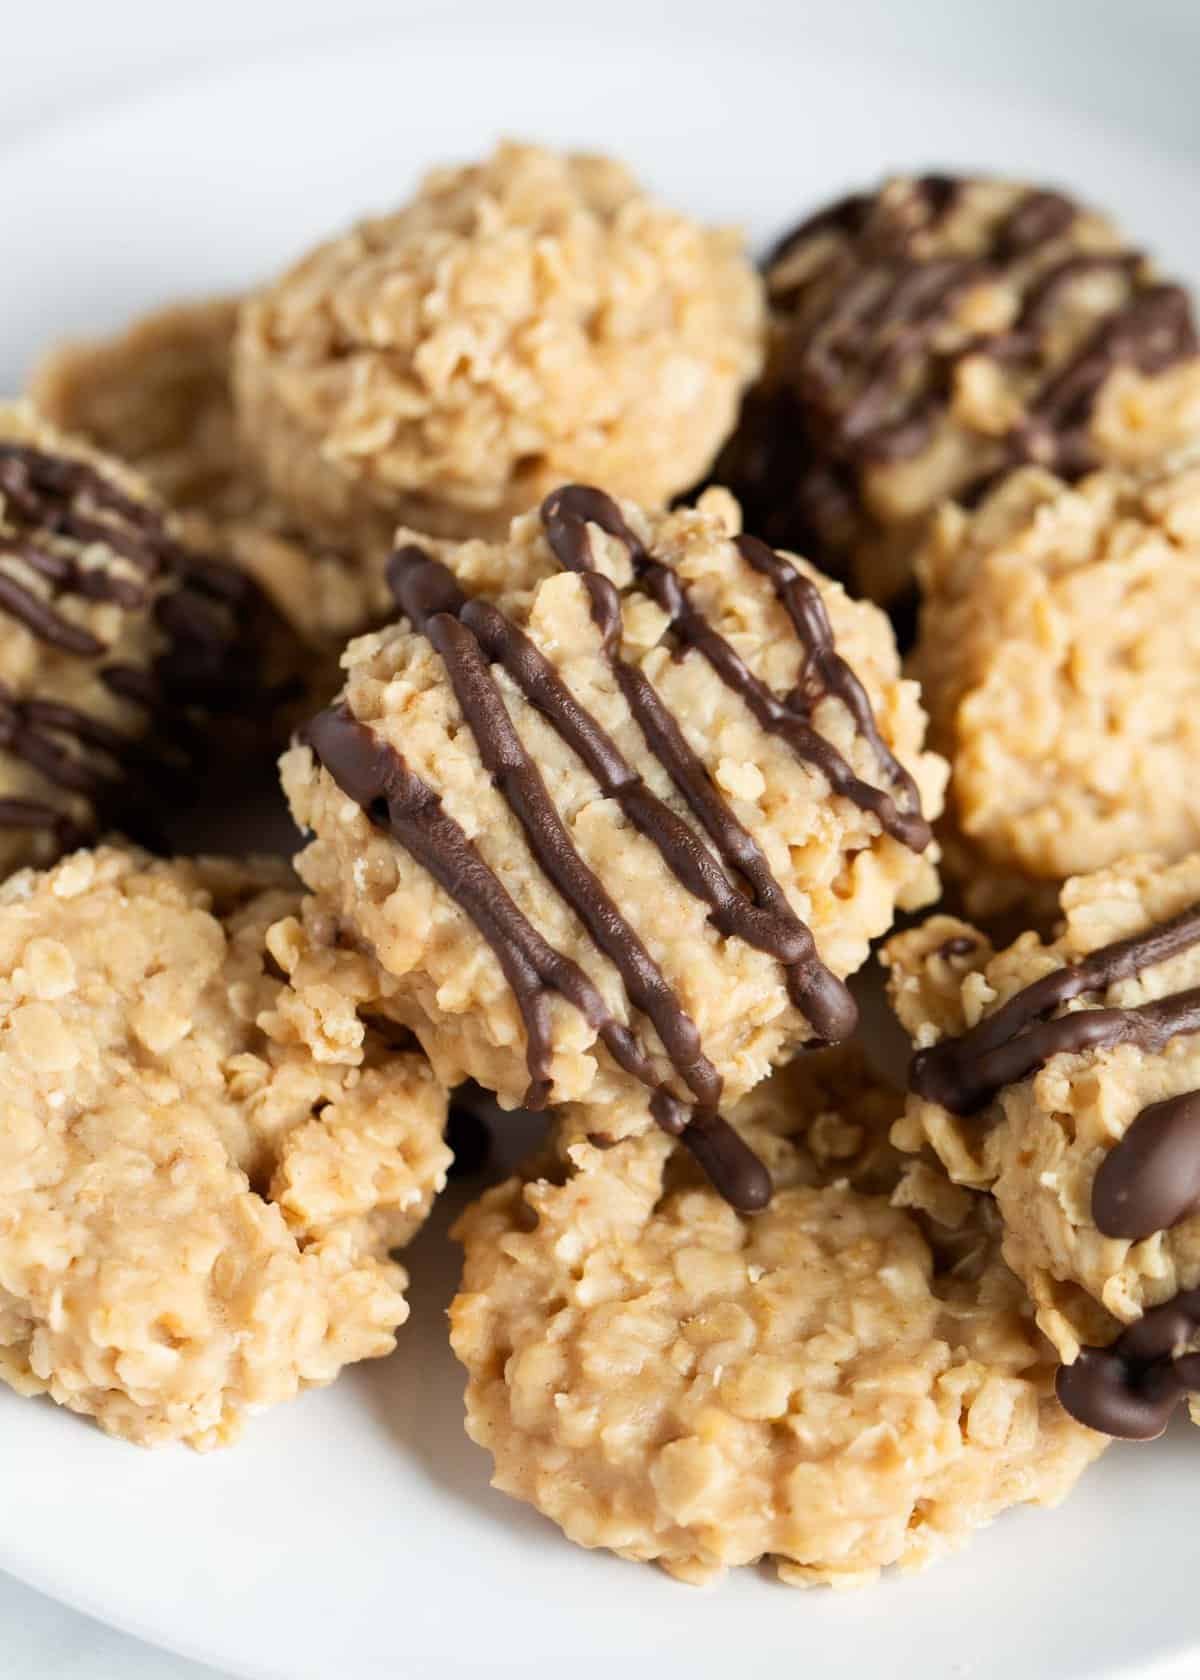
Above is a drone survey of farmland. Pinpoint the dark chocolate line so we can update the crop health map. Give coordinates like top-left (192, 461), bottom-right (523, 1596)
top-left (0, 568), bottom-right (104, 656)
top-left (0, 795), bottom-right (85, 847)
top-left (388, 546), bottom-right (854, 1039)
top-left (6, 543), bottom-right (146, 610)
top-left (304, 701), bottom-right (771, 1213)
top-left (1092, 1090), bottom-right (1200, 1241)
top-left (756, 181), bottom-right (1198, 500)
top-left (541, 486), bottom-right (929, 851)
top-left (1057, 1286), bottom-right (1200, 1440)
top-left (735, 531), bottom-right (923, 818)
top-left (911, 900), bottom-right (1200, 1115)
top-left (422, 608), bottom-right (720, 1110)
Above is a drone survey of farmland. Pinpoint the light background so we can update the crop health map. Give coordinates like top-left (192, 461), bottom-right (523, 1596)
top-left (2, 2), bottom-right (1199, 1675)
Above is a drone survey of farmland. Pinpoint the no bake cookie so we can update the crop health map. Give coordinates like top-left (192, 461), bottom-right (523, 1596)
top-left (234, 141), bottom-right (764, 548)
top-left (887, 852), bottom-right (1200, 1438)
top-left (912, 456), bottom-right (1200, 919)
top-left (34, 299), bottom-right (381, 645)
top-left (0, 845), bottom-right (450, 1448)
top-left (282, 486), bottom-right (945, 1203)
top-left (451, 1050), bottom-right (1102, 1586)
top-left (0, 403), bottom-right (289, 875)
top-left (716, 174), bottom-right (1200, 609)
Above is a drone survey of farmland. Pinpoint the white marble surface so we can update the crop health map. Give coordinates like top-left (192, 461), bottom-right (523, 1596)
top-left (4, 2), bottom-right (1200, 1676)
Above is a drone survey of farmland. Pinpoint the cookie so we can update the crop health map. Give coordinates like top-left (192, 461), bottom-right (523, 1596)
top-left (233, 141), bottom-right (764, 549)
top-left (715, 174), bottom-right (1200, 609)
top-left (32, 300), bottom-right (376, 646)
top-left (450, 1049), bottom-right (1103, 1587)
top-left (0, 845), bottom-right (451, 1448)
top-left (885, 852), bottom-right (1200, 1438)
top-left (913, 455), bottom-right (1200, 922)
top-left (282, 486), bottom-right (945, 1205)
top-left (0, 402), bottom-right (290, 876)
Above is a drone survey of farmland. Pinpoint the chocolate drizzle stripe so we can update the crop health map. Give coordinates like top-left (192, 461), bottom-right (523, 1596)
top-left (735, 531), bottom-right (924, 822)
top-left (0, 570), bottom-right (105, 656)
top-left (1057, 1287), bottom-right (1200, 1440)
top-left (1092, 1090), bottom-right (1200, 1241)
top-left (910, 900), bottom-right (1200, 1115)
top-left (304, 700), bottom-right (771, 1215)
top-left (423, 608), bottom-right (720, 1108)
top-left (541, 486), bottom-right (929, 852)
top-left (905, 894), bottom-right (1200, 1438)
top-left (0, 438), bottom-right (279, 855)
top-left (387, 547), bottom-right (854, 1038)
top-left (735, 181), bottom-right (1200, 572)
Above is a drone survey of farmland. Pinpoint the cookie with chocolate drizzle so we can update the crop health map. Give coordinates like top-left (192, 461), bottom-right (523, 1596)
top-left (0, 402), bottom-right (287, 877)
top-left (715, 174), bottom-right (1200, 610)
top-left (885, 851), bottom-right (1200, 1439)
top-left (283, 485), bottom-right (945, 1206)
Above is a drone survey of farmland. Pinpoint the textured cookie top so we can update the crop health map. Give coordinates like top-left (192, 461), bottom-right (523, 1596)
top-left (0, 845), bottom-right (450, 1448)
top-left (284, 488), bottom-right (945, 1204)
top-left (233, 141), bottom-right (764, 543)
top-left (716, 174), bottom-right (1200, 601)
top-left (914, 456), bottom-right (1200, 905)
top-left (0, 402), bottom-right (280, 873)
top-left (451, 1050), bottom-right (1101, 1588)
top-left (886, 852), bottom-right (1200, 1439)
top-left (34, 300), bottom-right (385, 647)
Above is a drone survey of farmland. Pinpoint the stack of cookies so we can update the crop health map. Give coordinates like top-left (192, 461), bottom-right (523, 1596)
top-left (5, 140), bottom-right (1200, 1587)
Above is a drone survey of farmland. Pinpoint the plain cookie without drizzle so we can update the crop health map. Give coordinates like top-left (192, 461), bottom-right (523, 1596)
top-left (234, 141), bottom-right (765, 550)
top-left (913, 456), bottom-right (1200, 921)
top-left (0, 846), bottom-right (450, 1449)
top-left (450, 1050), bottom-right (1103, 1587)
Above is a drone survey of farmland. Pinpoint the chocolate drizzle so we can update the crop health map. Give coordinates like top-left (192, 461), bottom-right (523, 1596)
top-left (0, 439), bottom-right (271, 855)
top-left (1057, 1288), bottom-right (1200, 1440)
top-left (1092, 1091), bottom-right (1200, 1241)
top-left (910, 900), bottom-right (1200, 1115)
top-left (907, 897), bottom-right (1200, 1437)
top-left (540, 487), bottom-right (929, 853)
top-left (304, 486), bottom-right (929, 1207)
top-left (306, 700), bottom-right (771, 1212)
top-left (719, 177), bottom-right (1199, 582)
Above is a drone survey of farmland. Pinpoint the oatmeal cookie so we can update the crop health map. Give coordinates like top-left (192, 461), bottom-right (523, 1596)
top-left (450, 1050), bottom-right (1102, 1587)
top-left (33, 299), bottom-right (382, 645)
top-left (0, 845), bottom-right (450, 1449)
top-left (716, 174), bottom-right (1200, 609)
top-left (886, 852), bottom-right (1200, 1437)
top-left (234, 141), bottom-right (764, 548)
top-left (913, 457), bottom-right (1200, 919)
top-left (282, 486), bottom-right (945, 1204)
top-left (0, 402), bottom-right (292, 875)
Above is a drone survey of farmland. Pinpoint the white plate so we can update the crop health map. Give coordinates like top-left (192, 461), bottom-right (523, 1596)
top-left (1, 10), bottom-right (1198, 1679)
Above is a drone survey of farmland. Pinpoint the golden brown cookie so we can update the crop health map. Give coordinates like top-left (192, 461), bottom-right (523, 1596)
top-left (451, 1050), bottom-right (1103, 1587)
top-left (282, 486), bottom-right (944, 1203)
top-left (886, 853), bottom-right (1200, 1438)
top-left (0, 845), bottom-right (451, 1448)
top-left (716, 175), bottom-right (1200, 609)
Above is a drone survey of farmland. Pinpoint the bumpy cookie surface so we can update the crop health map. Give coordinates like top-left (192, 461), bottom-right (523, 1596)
top-left (886, 853), bottom-right (1200, 1438)
top-left (34, 300), bottom-right (381, 645)
top-left (0, 402), bottom-right (287, 875)
top-left (716, 174), bottom-right (1200, 607)
top-left (450, 1050), bottom-right (1102, 1587)
top-left (0, 846), bottom-right (450, 1449)
top-left (282, 488), bottom-right (944, 1198)
top-left (914, 457), bottom-right (1200, 920)
top-left (234, 141), bottom-right (764, 546)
